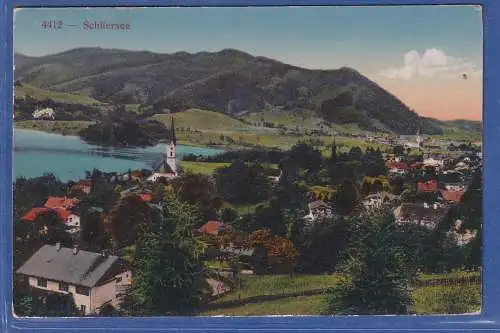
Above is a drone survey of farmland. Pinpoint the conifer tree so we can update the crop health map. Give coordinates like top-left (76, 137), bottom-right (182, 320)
top-left (325, 209), bottom-right (417, 315)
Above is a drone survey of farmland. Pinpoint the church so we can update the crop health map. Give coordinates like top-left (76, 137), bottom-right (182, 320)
top-left (147, 117), bottom-right (180, 182)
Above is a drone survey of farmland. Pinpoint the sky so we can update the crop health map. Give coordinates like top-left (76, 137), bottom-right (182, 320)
top-left (13, 6), bottom-right (483, 120)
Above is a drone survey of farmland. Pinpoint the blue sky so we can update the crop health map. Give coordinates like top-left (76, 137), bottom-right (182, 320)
top-left (13, 6), bottom-right (483, 120)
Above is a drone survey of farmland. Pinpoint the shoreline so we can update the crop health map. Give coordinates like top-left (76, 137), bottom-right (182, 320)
top-left (14, 125), bottom-right (230, 152)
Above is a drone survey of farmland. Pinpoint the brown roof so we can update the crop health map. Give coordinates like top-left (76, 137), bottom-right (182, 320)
top-left (309, 200), bottom-right (329, 210)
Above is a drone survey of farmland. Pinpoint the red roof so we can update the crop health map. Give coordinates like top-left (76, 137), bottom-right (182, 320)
top-left (418, 180), bottom-right (439, 192)
top-left (198, 221), bottom-right (224, 235)
top-left (139, 193), bottom-right (153, 202)
top-left (20, 207), bottom-right (76, 222)
top-left (411, 162), bottom-right (424, 169)
top-left (44, 197), bottom-right (80, 210)
top-left (21, 207), bottom-right (52, 222)
top-left (440, 190), bottom-right (464, 203)
top-left (386, 162), bottom-right (408, 170)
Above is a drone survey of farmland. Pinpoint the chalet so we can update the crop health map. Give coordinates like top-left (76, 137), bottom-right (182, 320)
top-left (304, 200), bottom-right (335, 222)
top-left (394, 203), bottom-right (449, 230)
top-left (16, 244), bottom-right (132, 315)
top-left (71, 180), bottom-right (92, 195)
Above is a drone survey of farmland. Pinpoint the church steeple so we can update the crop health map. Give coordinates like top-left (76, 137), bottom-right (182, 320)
top-left (170, 116), bottom-right (177, 145)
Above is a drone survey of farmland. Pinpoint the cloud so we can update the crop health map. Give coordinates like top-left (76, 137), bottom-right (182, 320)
top-left (380, 49), bottom-right (481, 79)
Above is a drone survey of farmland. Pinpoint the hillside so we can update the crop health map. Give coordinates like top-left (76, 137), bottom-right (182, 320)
top-left (14, 82), bottom-right (103, 106)
top-left (15, 48), bottom-right (443, 134)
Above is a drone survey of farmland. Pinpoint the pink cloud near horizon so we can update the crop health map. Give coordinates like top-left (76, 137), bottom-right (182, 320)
top-left (376, 49), bottom-right (482, 121)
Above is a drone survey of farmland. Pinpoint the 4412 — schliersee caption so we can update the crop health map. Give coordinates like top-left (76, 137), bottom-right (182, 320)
top-left (41, 20), bottom-right (131, 30)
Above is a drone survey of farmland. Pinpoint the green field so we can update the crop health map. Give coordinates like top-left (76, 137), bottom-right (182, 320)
top-left (179, 161), bottom-right (231, 175)
top-left (15, 84), bottom-right (103, 106)
top-left (14, 120), bottom-right (95, 135)
top-left (200, 273), bottom-right (481, 316)
top-left (152, 109), bottom-right (246, 131)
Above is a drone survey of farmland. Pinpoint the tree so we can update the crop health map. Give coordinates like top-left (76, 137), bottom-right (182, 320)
top-left (325, 209), bottom-right (417, 315)
top-left (297, 216), bottom-right (352, 273)
top-left (335, 180), bottom-right (362, 216)
top-left (288, 143), bottom-right (324, 173)
top-left (79, 210), bottom-right (108, 251)
top-left (245, 198), bottom-right (287, 236)
top-left (170, 173), bottom-right (220, 221)
top-left (128, 197), bottom-right (204, 315)
top-left (104, 195), bottom-right (161, 250)
top-left (215, 160), bottom-right (271, 204)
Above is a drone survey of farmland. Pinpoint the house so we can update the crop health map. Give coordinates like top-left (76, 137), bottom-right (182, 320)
top-left (449, 220), bottom-right (477, 246)
top-left (386, 162), bottom-right (409, 175)
top-left (440, 189), bottom-right (465, 203)
top-left (304, 200), bottom-right (334, 222)
top-left (16, 244), bottom-right (132, 315)
top-left (198, 221), bottom-right (225, 235)
top-left (393, 203), bottom-right (449, 230)
top-left (363, 192), bottom-right (399, 210)
top-left (44, 197), bottom-right (80, 210)
top-left (71, 180), bottom-right (92, 195)
top-left (21, 207), bottom-right (81, 235)
top-left (32, 107), bottom-right (55, 120)
top-left (130, 170), bottom-right (142, 182)
top-left (148, 117), bottom-right (179, 183)
top-left (139, 193), bottom-right (153, 202)
top-left (417, 179), bottom-right (439, 192)
top-left (423, 156), bottom-right (444, 169)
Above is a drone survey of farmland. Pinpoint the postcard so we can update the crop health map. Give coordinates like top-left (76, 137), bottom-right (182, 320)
top-left (12, 6), bottom-right (482, 317)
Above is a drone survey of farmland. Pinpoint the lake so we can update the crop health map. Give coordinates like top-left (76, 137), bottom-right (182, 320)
top-left (13, 129), bottom-right (225, 181)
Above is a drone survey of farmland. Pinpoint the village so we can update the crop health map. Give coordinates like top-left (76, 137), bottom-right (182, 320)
top-left (13, 114), bottom-right (482, 316)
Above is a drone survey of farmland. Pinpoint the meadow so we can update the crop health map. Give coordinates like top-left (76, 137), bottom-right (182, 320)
top-left (200, 272), bottom-right (481, 316)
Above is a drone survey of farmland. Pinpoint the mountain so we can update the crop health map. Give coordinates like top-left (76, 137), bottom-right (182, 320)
top-left (14, 48), bottom-right (443, 134)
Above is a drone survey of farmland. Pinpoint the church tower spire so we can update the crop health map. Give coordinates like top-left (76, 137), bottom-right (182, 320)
top-left (170, 116), bottom-right (177, 145)
top-left (166, 116), bottom-right (177, 175)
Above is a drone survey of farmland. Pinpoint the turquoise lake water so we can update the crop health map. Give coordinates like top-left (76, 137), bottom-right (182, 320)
top-left (13, 129), bottom-right (225, 182)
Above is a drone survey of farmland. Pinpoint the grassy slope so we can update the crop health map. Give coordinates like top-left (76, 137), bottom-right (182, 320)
top-left (14, 120), bottom-right (95, 135)
top-left (152, 109), bottom-right (246, 130)
top-left (179, 161), bottom-right (231, 175)
top-left (200, 273), bottom-right (481, 316)
top-left (15, 84), bottom-right (103, 106)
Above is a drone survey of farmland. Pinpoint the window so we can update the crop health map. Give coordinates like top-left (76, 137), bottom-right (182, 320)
top-left (37, 278), bottom-right (47, 288)
top-left (75, 286), bottom-right (90, 296)
top-left (58, 282), bottom-right (69, 292)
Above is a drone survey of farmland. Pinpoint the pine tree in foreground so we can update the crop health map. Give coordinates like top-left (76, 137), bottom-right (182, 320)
top-left (325, 208), bottom-right (417, 315)
top-left (126, 196), bottom-right (204, 316)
